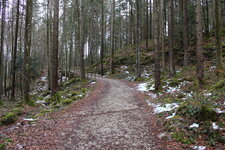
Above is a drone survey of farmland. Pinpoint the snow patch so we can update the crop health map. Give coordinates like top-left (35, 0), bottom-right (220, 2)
top-left (121, 66), bottom-right (128, 69)
top-left (137, 83), bottom-right (149, 92)
top-left (212, 122), bottom-right (219, 130)
top-left (146, 101), bottom-right (179, 114)
top-left (190, 123), bottom-right (199, 128)
top-left (23, 118), bottom-right (37, 121)
top-left (215, 108), bottom-right (225, 113)
top-left (166, 112), bottom-right (176, 119)
top-left (191, 145), bottom-right (206, 150)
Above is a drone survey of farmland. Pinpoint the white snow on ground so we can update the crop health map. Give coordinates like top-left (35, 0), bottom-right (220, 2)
top-left (136, 80), bottom-right (155, 92)
top-left (41, 76), bottom-right (47, 81)
top-left (126, 76), bottom-right (135, 81)
top-left (215, 108), bottom-right (225, 113)
top-left (163, 80), bottom-right (191, 94)
top-left (121, 66), bottom-right (128, 69)
top-left (137, 83), bottom-right (149, 92)
top-left (191, 146), bottom-right (206, 150)
top-left (35, 100), bottom-right (46, 104)
top-left (62, 76), bottom-right (68, 82)
top-left (190, 123), bottom-right (199, 128)
top-left (147, 92), bottom-right (158, 99)
top-left (203, 93), bottom-right (212, 97)
top-left (166, 112), bottom-right (176, 119)
top-left (23, 118), bottom-right (37, 121)
top-left (91, 81), bottom-right (96, 85)
top-left (212, 122), bottom-right (219, 130)
top-left (146, 101), bottom-right (179, 114)
top-left (141, 70), bottom-right (151, 78)
top-left (181, 91), bottom-right (194, 100)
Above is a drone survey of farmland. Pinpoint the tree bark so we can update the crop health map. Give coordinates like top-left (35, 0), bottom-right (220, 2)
top-left (153, 0), bottom-right (161, 91)
top-left (196, 0), bottom-right (204, 88)
top-left (50, 0), bottom-right (59, 94)
top-left (100, 0), bottom-right (104, 76)
top-left (110, 0), bottom-right (115, 75)
top-left (183, 0), bottom-right (189, 66)
top-left (168, 0), bottom-right (176, 77)
top-left (11, 0), bottom-right (20, 100)
top-left (215, 0), bottom-right (224, 78)
top-left (136, 0), bottom-right (141, 78)
top-left (0, 0), bottom-right (6, 97)
top-left (23, 0), bottom-right (33, 101)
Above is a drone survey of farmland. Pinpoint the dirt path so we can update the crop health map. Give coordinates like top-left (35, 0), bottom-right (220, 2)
top-left (7, 77), bottom-right (167, 150)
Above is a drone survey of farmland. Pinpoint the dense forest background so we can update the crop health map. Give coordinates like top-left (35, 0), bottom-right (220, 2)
top-left (0, 0), bottom-right (225, 149)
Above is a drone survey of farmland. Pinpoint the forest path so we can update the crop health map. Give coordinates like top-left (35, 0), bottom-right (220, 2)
top-left (7, 77), bottom-right (168, 150)
top-left (56, 76), bottom-right (165, 150)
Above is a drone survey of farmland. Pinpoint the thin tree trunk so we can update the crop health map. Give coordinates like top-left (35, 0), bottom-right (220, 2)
top-left (145, 0), bottom-right (149, 48)
top-left (136, 0), bottom-right (140, 78)
top-left (215, 0), bottom-right (224, 78)
top-left (23, 0), bottom-right (33, 101)
top-left (183, 0), bottom-right (189, 66)
top-left (110, 0), bottom-right (115, 75)
top-left (160, 0), bottom-right (165, 72)
top-left (50, 0), bottom-right (59, 94)
top-left (196, 0), bottom-right (204, 88)
top-left (153, 0), bottom-right (161, 91)
top-left (11, 0), bottom-right (20, 100)
top-left (100, 0), bottom-right (104, 76)
top-left (79, 0), bottom-right (85, 80)
top-left (0, 0), bottom-right (6, 97)
top-left (168, 0), bottom-right (176, 77)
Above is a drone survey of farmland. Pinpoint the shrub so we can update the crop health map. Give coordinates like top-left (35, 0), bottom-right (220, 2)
top-left (12, 107), bottom-right (23, 115)
top-left (0, 143), bottom-right (6, 150)
top-left (61, 99), bottom-right (73, 105)
top-left (211, 79), bottom-right (225, 91)
top-left (0, 112), bottom-right (18, 125)
top-left (64, 78), bottom-right (81, 87)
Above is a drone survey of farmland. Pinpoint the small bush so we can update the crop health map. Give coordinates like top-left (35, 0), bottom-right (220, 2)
top-left (0, 101), bottom-right (3, 106)
top-left (0, 112), bottom-right (18, 125)
top-left (61, 99), bottom-right (73, 105)
top-left (171, 132), bottom-right (194, 144)
top-left (0, 143), bottom-right (6, 150)
top-left (211, 79), bottom-right (225, 91)
top-left (12, 107), bottom-right (23, 115)
top-left (197, 105), bottom-right (218, 121)
top-left (64, 78), bottom-right (81, 87)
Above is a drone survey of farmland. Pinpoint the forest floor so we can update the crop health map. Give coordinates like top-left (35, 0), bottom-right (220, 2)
top-left (1, 76), bottom-right (180, 150)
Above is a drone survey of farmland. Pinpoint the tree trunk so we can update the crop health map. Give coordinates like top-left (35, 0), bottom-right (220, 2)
top-left (79, 0), bottom-right (85, 80)
top-left (50, 0), bottom-right (59, 95)
top-left (196, 0), bottom-right (204, 88)
top-left (136, 0), bottom-right (140, 78)
top-left (23, 0), bottom-right (33, 101)
top-left (110, 0), bottom-right (115, 75)
top-left (153, 0), bottom-right (161, 91)
top-left (11, 0), bottom-right (20, 100)
top-left (215, 0), bottom-right (224, 78)
top-left (160, 0), bottom-right (165, 72)
top-left (145, 0), bottom-right (149, 48)
top-left (100, 0), bottom-right (104, 76)
top-left (0, 0), bottom-right (6, 97)
top-left (168, 0), bottom-right (176, 77)
top-left (183, 0), bottom-right (189, 66)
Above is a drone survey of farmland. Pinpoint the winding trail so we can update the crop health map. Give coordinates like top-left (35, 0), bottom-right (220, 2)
top-left (57, 77), bottom-right (165, 150)
top-left (7, 77), bottom-right (167, 150)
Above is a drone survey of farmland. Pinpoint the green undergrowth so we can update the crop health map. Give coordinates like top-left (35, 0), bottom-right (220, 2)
top-left (0, 77), bottom-right (92, 126)
top-left (0, 138), bottom-right (13, 150)
top-left (155, 67), bottom-right (225, 147)
top-left (34, 78), bottom-right (90, 118)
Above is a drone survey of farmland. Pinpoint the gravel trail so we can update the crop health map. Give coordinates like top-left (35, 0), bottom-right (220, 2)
top-left (57, 77), bottom-right (165, 150)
